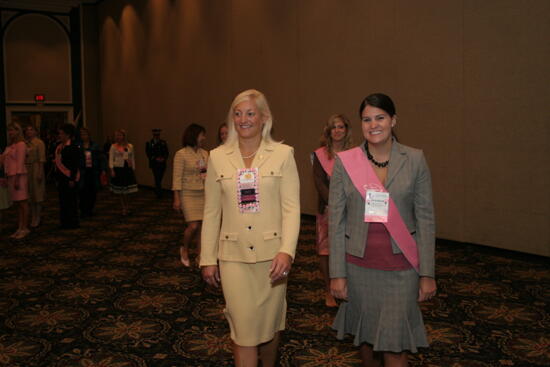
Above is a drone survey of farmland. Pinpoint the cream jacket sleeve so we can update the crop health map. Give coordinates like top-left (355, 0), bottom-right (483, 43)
top-left (172, 149), bottom-right (185, 191)
top-left (200, 155), bottom-right (222, 266)
top-left (277, 147), bottom-right (301, 259)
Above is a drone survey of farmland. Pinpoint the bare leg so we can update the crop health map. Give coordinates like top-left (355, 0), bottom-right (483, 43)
top-left (180, 221), bottom-right (199, 267)
top-left (193, 222), bottom-right (202, 266)
top-left (259, 332), bottom-right (280, 367)
top-left (233, 343), bottom-right (258, 367)
top-left (360, 343), bottom-right (382, 367)
top-left (384, 351), bottom-right (408, 367)
top-left (14, 200), bottom-right (30, 239)
top-left (122, 194), bottom-right (131, 215)
top-left (319, 255), bottom-right (337, 307)
top-left (120, 195), bottom-right (127, 215)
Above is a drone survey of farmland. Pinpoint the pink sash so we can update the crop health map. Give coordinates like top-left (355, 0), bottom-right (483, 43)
top-left (55, 142), bottom-right (80, 182)
top-left (314, 147), bottom-right (335, 177)
top-left (338, 147), bottom-right (419, 272)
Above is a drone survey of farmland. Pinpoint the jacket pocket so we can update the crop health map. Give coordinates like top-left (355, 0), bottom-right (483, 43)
top-left (261, 169), bottom-right (282, 178)
top-left (263, 231), bottom-right (282, 241)
top-left (220, 232), bottom-right (239, 241)
top-left (216, 172), bottom-right (233, 181)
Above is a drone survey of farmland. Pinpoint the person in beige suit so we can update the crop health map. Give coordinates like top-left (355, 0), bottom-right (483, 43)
top-left (201, 89), bottom-right (300, 367)
top-left (172, 123), bottom-right (208, 267)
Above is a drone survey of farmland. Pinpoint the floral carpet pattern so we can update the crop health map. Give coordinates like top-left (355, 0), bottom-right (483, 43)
top-left (0, 187), bottom-right (548, 366)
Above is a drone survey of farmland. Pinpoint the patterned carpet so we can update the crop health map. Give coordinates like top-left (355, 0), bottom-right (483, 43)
top-left (0, 186), bottom-right (548, 367)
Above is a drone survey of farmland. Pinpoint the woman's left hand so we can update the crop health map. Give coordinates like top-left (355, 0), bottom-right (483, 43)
top-left (418, 276), bottom-right (437, 302)
top-left (270, 252), bottom-right (292, 283)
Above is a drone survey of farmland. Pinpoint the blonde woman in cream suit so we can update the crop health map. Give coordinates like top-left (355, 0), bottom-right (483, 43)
top-left (201, 89), bottom-right (300, 367)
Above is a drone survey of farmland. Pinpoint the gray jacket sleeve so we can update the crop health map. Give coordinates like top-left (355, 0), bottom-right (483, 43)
top-left (414, 151), bottom-right (436, 278)
top-left (328, 157), bottom-right (348, 278)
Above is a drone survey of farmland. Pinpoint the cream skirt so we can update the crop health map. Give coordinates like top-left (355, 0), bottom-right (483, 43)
top-left (220, 260), bottom-right (287, 347)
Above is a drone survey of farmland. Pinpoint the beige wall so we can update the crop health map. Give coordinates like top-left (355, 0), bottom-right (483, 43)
top-left (97, 0), bottom-right (550, 256)
top-left (82, 5), bottom-right (102, 138)
top-left (4, 13), bottom-right (71, 103)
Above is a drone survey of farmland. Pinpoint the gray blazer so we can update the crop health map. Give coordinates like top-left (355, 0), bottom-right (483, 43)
top-left (328, 141), bottom-right (436, 278)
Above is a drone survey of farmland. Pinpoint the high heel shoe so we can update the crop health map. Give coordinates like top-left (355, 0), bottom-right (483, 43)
top-left (10, 230), bottom-right (21, 239)
top-left (180, 247), bottom-right (190, 267)
top-left (14, 229), bottom-right (30, 240)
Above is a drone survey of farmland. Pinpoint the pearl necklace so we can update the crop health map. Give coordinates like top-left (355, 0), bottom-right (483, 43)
top-left (365, 142), bottom-right (389, 168)
top-left (241, 148), bottom-right (259, 159)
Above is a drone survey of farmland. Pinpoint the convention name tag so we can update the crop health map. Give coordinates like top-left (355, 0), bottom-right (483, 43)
top-left (364, 189), bottom-right (389, 222)
top-left (197, 158), bottom-right (207, 174)
top-left (85, 151), bottom-right (92, 168)
top-left (237, 168), bottom-right (260, 213)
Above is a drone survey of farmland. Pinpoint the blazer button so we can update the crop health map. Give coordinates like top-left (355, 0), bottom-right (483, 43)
top-left (249, 246), bottom-right (254, 250)
top-left (270, 171), bottom-right (274, 175)
top-left (274, 232), bottom-right (277, 236)
top-left (225, 235), bottom-right (229, 239)
top-left (247, 226), bottom-right (252, 230)
top-left (220, 174), bottom-right (224, 178)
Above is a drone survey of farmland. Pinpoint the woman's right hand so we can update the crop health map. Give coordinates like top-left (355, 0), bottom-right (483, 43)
top-left (202, 265), bottom-right (221, 288)
top-left (330, 278), bottom-right (348, 300)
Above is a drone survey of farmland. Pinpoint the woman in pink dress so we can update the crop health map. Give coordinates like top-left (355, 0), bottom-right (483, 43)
top-left (1, 123), bottom-right (30, 239)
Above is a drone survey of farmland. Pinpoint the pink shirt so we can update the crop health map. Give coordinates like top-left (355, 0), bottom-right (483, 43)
top-left (346, 223), bottom-right (412, 271)
top-left (3, 141), bottom-right (27, 177)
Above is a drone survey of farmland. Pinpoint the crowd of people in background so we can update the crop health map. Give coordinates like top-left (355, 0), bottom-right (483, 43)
top-left (0, 123), bottom-right (143, 236)
top-left (0, 89), bottom-right (436, 367)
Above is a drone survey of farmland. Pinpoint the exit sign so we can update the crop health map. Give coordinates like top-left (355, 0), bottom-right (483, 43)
top-left (34, 94), bottom-right (46, 103)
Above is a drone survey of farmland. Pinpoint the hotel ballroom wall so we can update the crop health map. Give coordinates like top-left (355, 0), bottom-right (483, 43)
top-left (95, 0), bottom-right (549, 256)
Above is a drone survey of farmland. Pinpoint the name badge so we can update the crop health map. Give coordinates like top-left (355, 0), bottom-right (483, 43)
top-left (197, 158), bottom-right (207, 174)
top-left (85, 151), bottom-right (92, 168)
top-left (237, 168), bottom-right (260, 213)
top-left (364, 189), bottom-right (389, 222)
top-left (123, 152), bottom-right (129, 160)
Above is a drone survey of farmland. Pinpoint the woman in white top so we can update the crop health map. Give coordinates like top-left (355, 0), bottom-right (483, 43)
top-left (109, 129), bottom-right (137, 215)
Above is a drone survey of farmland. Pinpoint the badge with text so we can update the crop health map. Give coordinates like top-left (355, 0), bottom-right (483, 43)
top-left (237, 168), bottom-right (260, 213)
top-left (85, 150), bottom-right (93, 168)
top-left (364, 189), bottom-right (389, 222)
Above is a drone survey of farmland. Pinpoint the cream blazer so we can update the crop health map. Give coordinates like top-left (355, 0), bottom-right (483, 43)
top-left (200, 141), bottom-right (300, 266)
top-left (171, 146), bottom-right (209, 191)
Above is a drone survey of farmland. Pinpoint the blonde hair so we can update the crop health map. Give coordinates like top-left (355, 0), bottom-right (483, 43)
top-left (320, 114), bottom-right (353, 158)
top-left (114, 129), bottom-right (128, 146)
top-left (7, 122), bottom-right (25, 144)
top-left (225, 89), bottom-right (275, 146)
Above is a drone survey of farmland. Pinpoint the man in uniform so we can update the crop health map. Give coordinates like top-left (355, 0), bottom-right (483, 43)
top-left (145, 128), bottom-right (169, 198)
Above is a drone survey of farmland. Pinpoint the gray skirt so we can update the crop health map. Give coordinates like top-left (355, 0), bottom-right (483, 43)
top-left (332, 263), bottom-right (428, 353)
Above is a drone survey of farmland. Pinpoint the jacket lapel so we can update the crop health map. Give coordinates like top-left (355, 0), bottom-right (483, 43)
top-left (223, 144), bottom-right (244, 170)
top-left (386, 142), bottom-right (407, 188)
top-left (253, 141), bottom-right (275, 169)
